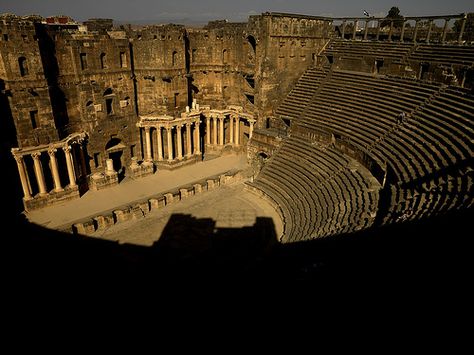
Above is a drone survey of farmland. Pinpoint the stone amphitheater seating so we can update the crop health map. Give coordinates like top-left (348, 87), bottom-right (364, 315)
top-left (409, 44), bottom-right (474, 66)
top-left (325, 40), bottom-right (413, 62)
top-left (249, 136), bottom-right (378, 242)
top-left (254, 42), bottom-right (474, 242)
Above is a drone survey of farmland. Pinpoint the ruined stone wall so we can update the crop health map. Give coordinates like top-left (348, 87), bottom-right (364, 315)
top-left (49, 25), bottom-right (138, 173)
top-left (0, 15), bottom-right (59, 147)
top-left (132, 25), bottom-right (188, 115)
top-left (188, 22), bottom-right (255, 111)
top-left (253, 13), bottom-right (332, 128)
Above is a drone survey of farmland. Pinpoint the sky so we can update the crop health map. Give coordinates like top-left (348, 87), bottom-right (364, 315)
top-left (0, 0), bottom-right (472, 23)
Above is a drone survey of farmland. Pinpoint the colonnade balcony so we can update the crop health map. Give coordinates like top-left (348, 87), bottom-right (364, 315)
top-left (11, 132), bottom-right (87, 211)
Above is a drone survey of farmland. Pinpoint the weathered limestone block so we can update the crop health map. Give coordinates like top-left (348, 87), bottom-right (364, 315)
top-left (194, 183), bottom-right (203, 194)
top-left (165, 193), bottom-right (175, 205)
top-left (207, 179), bottom-right (216, 190)
top-left (93, 215), bottom-right (106, 230)
top-left (180, 188), bottom-right (189, 199)
top-left (73, 220), bottom-right (95, 235)
top-left (114, 208), bottom-right (132, 223)
top-left (132, 205), bottom-right (145, 219)
top-left (138, 201), bottom-right (150, 215)
top-left (149, 197), bottom-right (166, 210)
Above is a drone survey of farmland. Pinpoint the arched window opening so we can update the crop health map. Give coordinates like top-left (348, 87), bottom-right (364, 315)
top-left (222, 49), bottom-right (228, 64)
top-left (172, 51), bottom-right (178, 66)
top-left (100, 53), bottom-right (106, 69)
top-left (18, 57), bottom-right (28, 76)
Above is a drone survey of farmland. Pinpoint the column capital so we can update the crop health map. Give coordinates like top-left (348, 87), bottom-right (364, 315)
top-left (63, 145), bottom-right (72, 153)
top-left (13, 155), bottom-right (24, 164)
top-left (31, 152), bottom-right (41, 159)
top-left (48, 148), bottom-right (57, 156)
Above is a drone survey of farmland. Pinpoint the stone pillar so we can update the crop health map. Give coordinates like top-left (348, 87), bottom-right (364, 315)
top-left (14, 155), bottom-right (32, 200)
top-left (176, 125), bottom-right (183, 160)
top-left (212, 116), bottom-right (218, 145)
top-left (352, 20), bottom-right (358, 40)
top-left (145, 127), bottom-right (152, 161)
top-left (376, 20), bottom-right (381, 41)
top-left (79, 144), bottom-right (88, 178)
top-left (48, 148), bottom-right (63, 192)
top-left (186, 122), bottom-right (192, 157)
top-left (413, 20), bottom-right (419, 42)
top-left (32, 152), bottom-right (47, 195)
top-left (249, 119), bottom-right (255, 140)
top-left (341, 20), bottom-right (346, 39)
top-left (426, 20), bottom-right (433, 43)
top-left (458, 16), bottom-right (467, 44)
top-left (194, 120), bottom-right (201, 154)
top-left (167, 127), bottom-right (173, 162)
top-left (400, 21), bottom-right (406, 42)
top-left (388, 20), bottom-right (394, 41)
top-left (64, 146), bottom-right (77, 187)
top-left (234, 116), bottom-right (240, 145)
top-left (363, 20), bottom-right (369, 40)
top-left (106, 158), bottom-right (115, 174)
top-left (219, 116), bottom-right (224, 146)
top-left (229, 115), bottom-right (234, 144)
top-left (156, 126), bottom-right (163, 161)
top-left (441, 19), bottom-right (449, 44)
top-left (206, 116), bottom-right (211, 145)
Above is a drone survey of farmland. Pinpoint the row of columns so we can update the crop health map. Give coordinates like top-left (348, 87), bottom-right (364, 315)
top-left (205, 115), bottom-right (255, 147)
top-left (339, 16), bottom-right (467, 44)
top-left (143, 120), bottom-right (201, 163)
top-left (14, 145), bottom-right (79, 200)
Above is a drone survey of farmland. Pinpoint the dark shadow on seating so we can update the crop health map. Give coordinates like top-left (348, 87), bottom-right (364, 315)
top-left (4, 207), bottom-right (472, 286)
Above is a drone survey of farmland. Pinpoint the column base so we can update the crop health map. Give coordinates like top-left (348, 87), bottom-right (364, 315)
top-left (23, 186), bottom-right (80, 212)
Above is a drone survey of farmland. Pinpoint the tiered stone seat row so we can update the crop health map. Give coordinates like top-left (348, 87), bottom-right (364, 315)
top-left (409, 44), bottom-right (474, 66)
top-left (249, 135), bottom-right (377, 242)
top-left (275, 67), bottom-right (329, 119)
top-left (325, 40), bottom-right (413, 61)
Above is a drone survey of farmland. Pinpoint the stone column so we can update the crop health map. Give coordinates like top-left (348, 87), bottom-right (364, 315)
top-left (206, 116), bottom-right (211, 145)
top-left (194, 120), bottom-right (201, 154)
top-left (145, 127), bottom-right (152, 161)
top-left (186, 122), bottom-right (192, 157)
top-left (167, 127), bottom-right (173, 162)
top-left (400, 21), bottom-right (406, 42)
top-left (48, 148), bottom-right (63, 192)
top-left (363, 20), bottom-right (369, 40)
top-left (14, 155), bottom-right (32, 200)
top-left (212, 116), bottom-right (218, 145)
top-left (376, 20), bottom-right (381, 41)
top-left (234, 116), bottom-right (240, 145)
top-left (64, 145), bottom-right (77, 187)
top-left (219, 116), bottom-right (224, 146)
top-left (458, 16), bottom-right (467, 44)
top-left (32, 152), bottom-right (47, 195)
top-left (352, 20), bottom-right (358, 40)
top-left (229, 115), bottom-right (234, 144)
top-left (341, 20), bottom-right (346, 39)
top-left (388, 20), bottom-right (394, 41)
top-left (79, 144), bottom-right (88, 178)
top-left (426, 20), bottom-right (433, 43)
top-left (156, 126), bottom-right (163, 161)
top-left (441, 19), bottom-right (449, 44)
top-left (413, 20), bottom-right (419, 42)
top-left (249, 119), bottom-right (255, 140)
top-left (177, 125), bottom-right (183, 160)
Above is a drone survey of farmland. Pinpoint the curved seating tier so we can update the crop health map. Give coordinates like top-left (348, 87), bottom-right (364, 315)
top-left (325, 40), bottom-right (413, 62)
top-left (409, 44), bottom-right (474, 66)
top-left (249, 136), bottom-right (379, 242)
